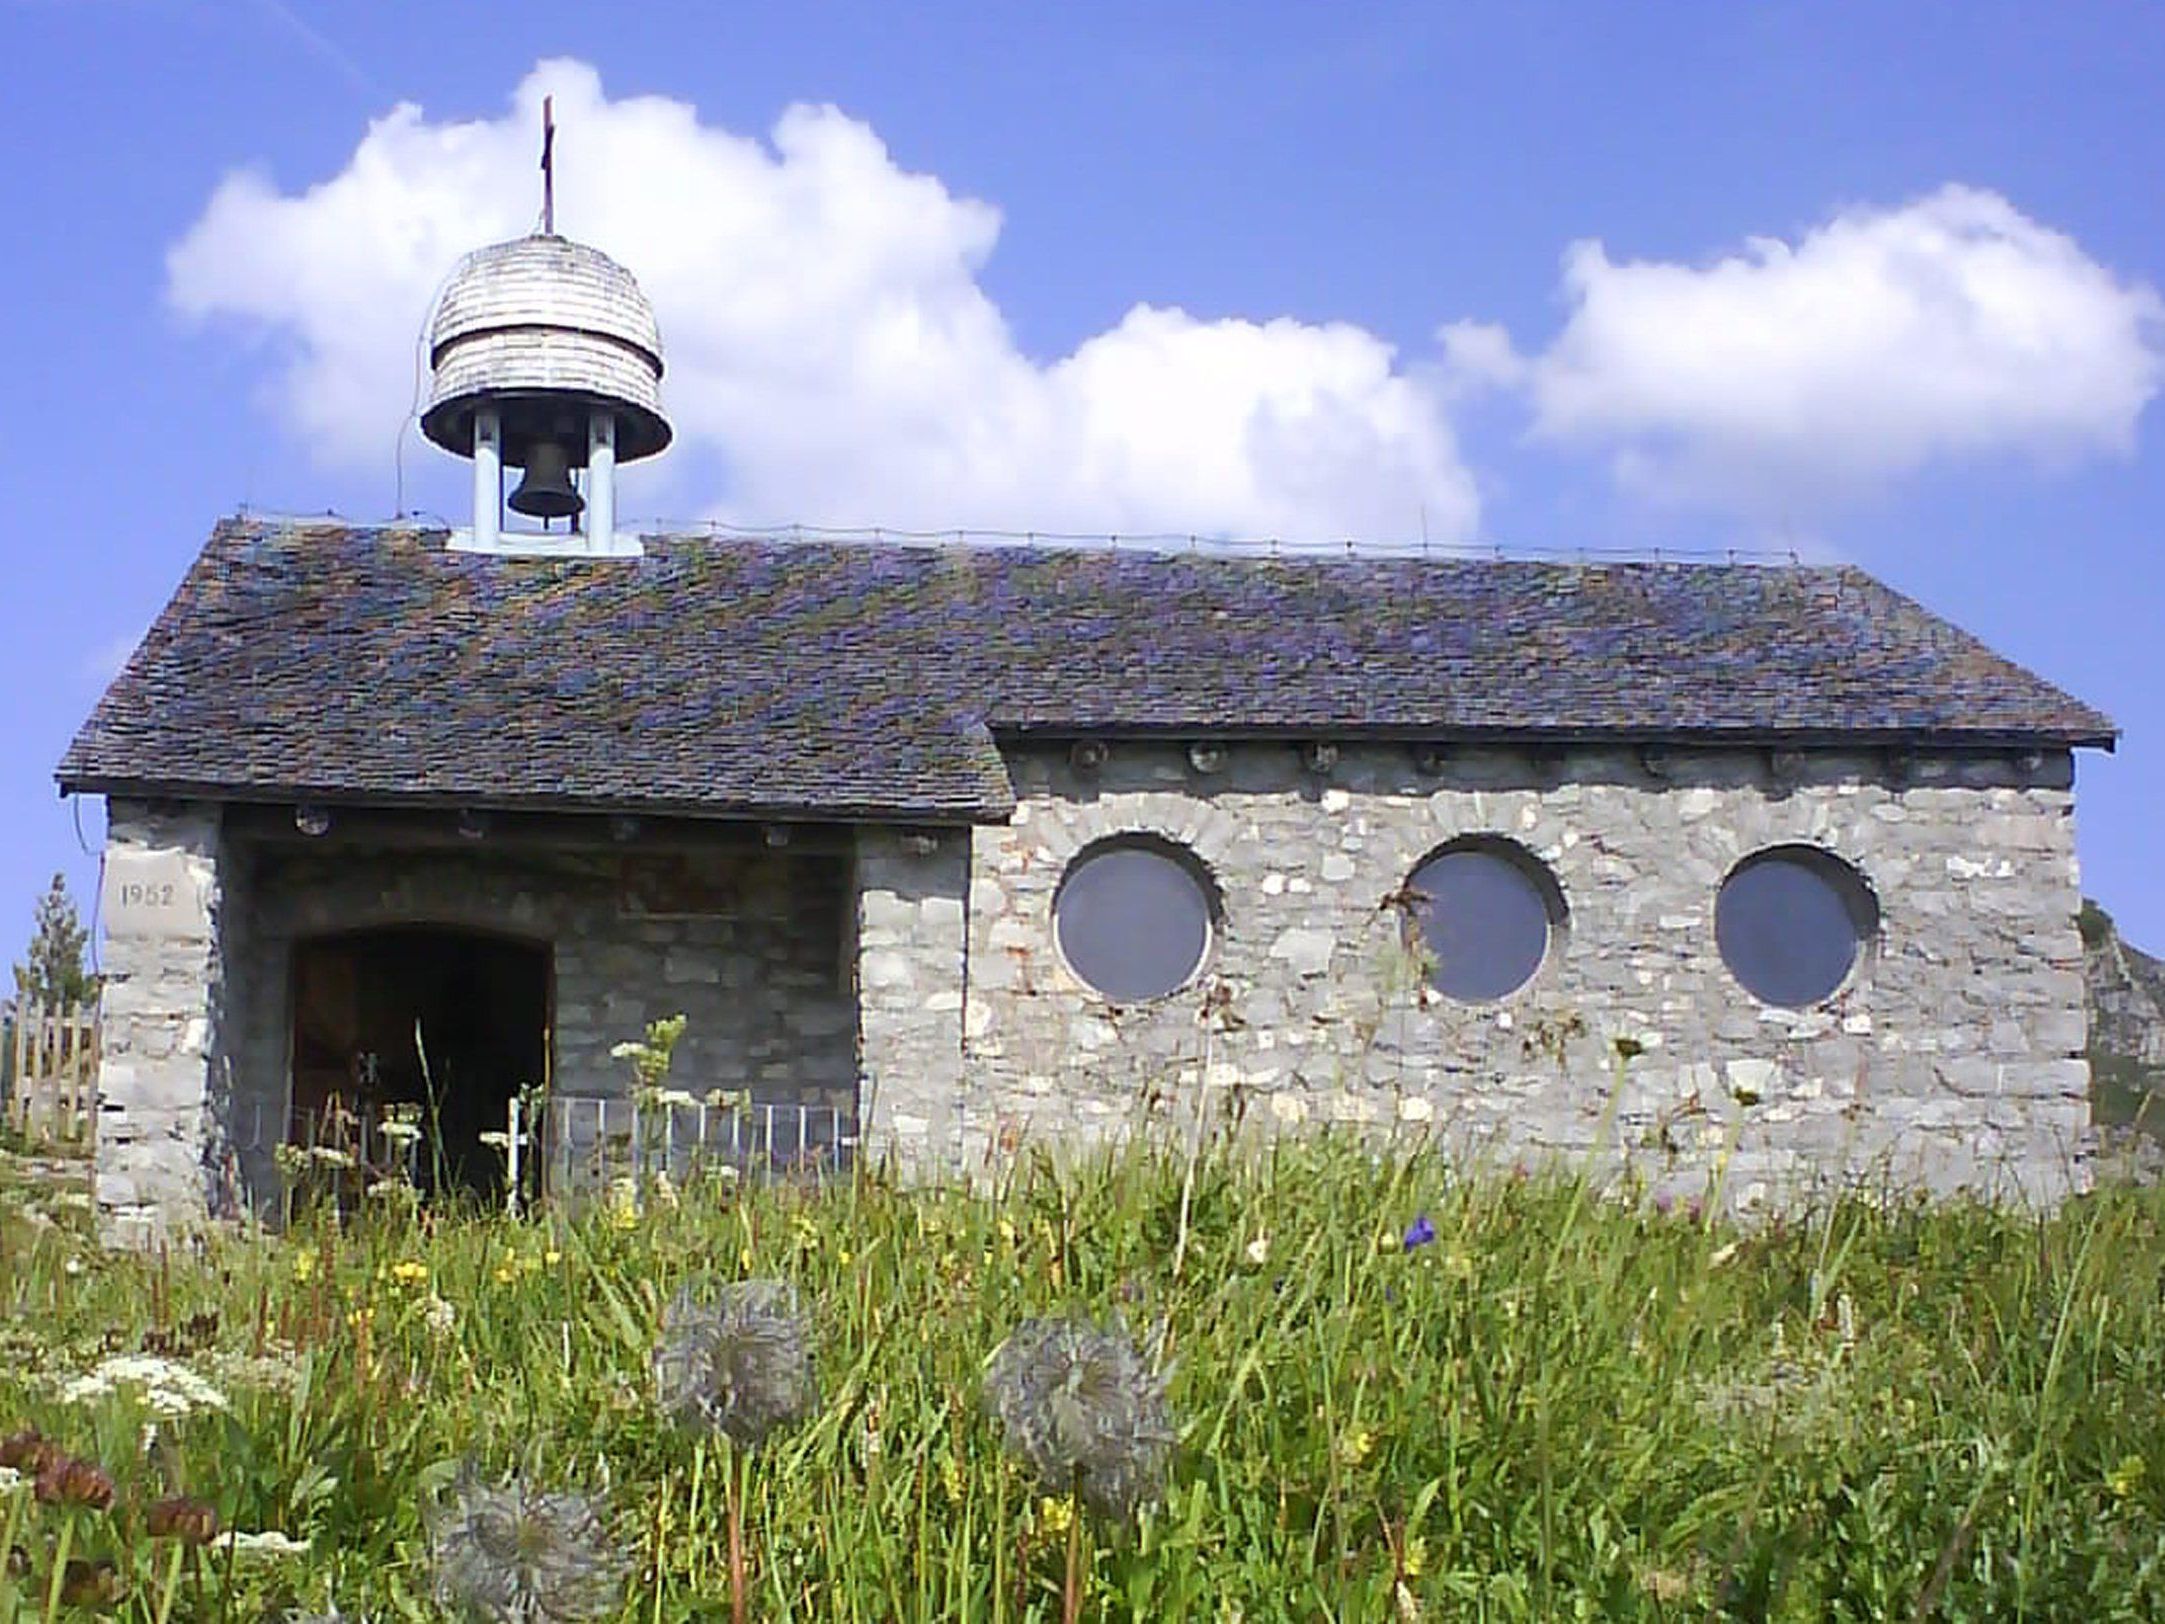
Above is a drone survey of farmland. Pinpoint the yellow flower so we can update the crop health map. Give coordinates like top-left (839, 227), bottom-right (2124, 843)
top-left (940, 1455), bottom-right (965, 1506)
top-left (544, 1250), bottom-right (563, 1266)
top-left (389, 1260), bottom-right (429, 1288)
top-left (345, 1306), bottom-right (374, 1334)
top-left (612, 1204), bottom-right (640, 1232)
top-left (1036, 1495), bottom-right (1075, 1537)
top-left (291, 1247), bottom-right (318, 1284)
top-left (1339, 1426), bottom-right (1377, 1467)
top-left (1401, 1534), bottom-right (1427, 1578)
top-left (739, 1246), bottom-right (755, 1270)
top-left (494, 1264), bottom-right (517, 1285)
top-left (836, 1248), bottom-right (854, 1266)
top-left (997, 1217), bottom-right (1017, 1245)
top-left (2108, 1455), bottom-right (2148, 1500)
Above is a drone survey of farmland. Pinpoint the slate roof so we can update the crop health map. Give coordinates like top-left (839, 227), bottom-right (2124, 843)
top-left (58, 517), bottom-right (2117, 822)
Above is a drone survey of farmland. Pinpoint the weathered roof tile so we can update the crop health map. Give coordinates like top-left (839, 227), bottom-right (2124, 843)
top-left (57, 518), bottom-right (2115, 820)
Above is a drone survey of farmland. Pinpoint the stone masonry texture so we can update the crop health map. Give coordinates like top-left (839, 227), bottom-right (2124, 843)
top-left (879, 742), bottom-right (2092, 1210)
top-left (96, 737), bottom-right (2094, 1232)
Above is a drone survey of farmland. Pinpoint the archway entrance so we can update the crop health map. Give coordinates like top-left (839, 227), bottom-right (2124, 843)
top-left (289, 928), bottom-right (550, 1200)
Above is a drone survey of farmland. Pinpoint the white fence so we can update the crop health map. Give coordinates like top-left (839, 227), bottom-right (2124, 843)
top-left (231, 1091), bottom-right (856, 1211)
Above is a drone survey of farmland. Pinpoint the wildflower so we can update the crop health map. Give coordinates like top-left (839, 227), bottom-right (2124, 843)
top-left (429, 1465), bottom-right (626, 1622)
top-left (1035, 1495), bottom-right (1076, 1538)
top-left (0, 1466), bottom-right (20, 1495)
top-left (1243, 1234), bottom-right (1271, 1267)
top-left (1338, 1426), bottom-right (1377, 1467)
top-left (36, 1455), bottom-right (115, 1508)
top-left (2108, 1455), bottom-right (2147, 1501)
top-left (544, 1251), bottom-right (563, 1266)
top-left (1402, 1215), bottom-right (1437, 1252)
top-left (390, 1260), bottom-right (430, 1288)
top-left (146, 1496), bottom-right (220, 1545)
top-left (652, 1279), bottom-right (817, 1449)
top-left (58, 1557), bottom-right (124, 1607)
top-left (610, 1205), bottom-right (640, 1234)
top-left (424, 1295), bottom-right (459, 1337)
top-left (308, 1147), bottom-right (356, 1171)
top-left (380, 1120), bottom-right (424, 1147)
top-left (223, 1528), bottom-right (313, 1558)
top-left (495, 1264), bottom-right (519, 1285)
top-left (984, 1315), bottom-right (1175, 1521)
top-left (347, 1307), bottom-right (374, 1336)
top-left (293, 1247), bottom-right (319, 1283)
top-left (997, 1217), bottom-right (1017, 1246)
top-left (940, 1454), bottom-right (965, 1506)
top-left (1401, 1534), bottom-right (1427, 1578)
top-left (477, 1132), bottom-right (513, 1152)
top-left (0, 1430), bottom-right (57, 1473)
top-left (60, 1354), bottom-right (229, 1419)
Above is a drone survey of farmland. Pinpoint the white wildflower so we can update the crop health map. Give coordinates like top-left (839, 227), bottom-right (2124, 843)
top-left (61, 1354), bottom-right (230, 1419)
top-left (224, 1529), bottom-right (312, 1558)
top-left (0, 1465), bottom-right (22, 1494)
top-left (477, 1132), bottom-right (512, 1151)
top-left (203, 1346), bottom-right (304, 1396)
top-left (608, 1041), bottom-right (643, 1061)
top-left (1244, 1234), bottom-right (1271, 1266)
top-left (424, 1295), bottom-right (458, 1337)
top-left (379, 1122), bottom-right (424, 1147)
top-left (308, 1147), bottom-right (355, 1170)
top-left (652, 1089), bottom-right (699, 1110)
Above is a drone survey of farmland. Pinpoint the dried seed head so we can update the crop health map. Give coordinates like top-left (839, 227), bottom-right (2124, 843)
top-left (984, 1316), bottom-right (1175, 1522)
top-left (652, 1279), bottom-right (816, 1450)
top-left (428, 1464), bottom-right (627, 1623)
top-left (35, 1456), bottom-right (115, 1510)
top-left (0, 1430), bottom-right (57, 1474)
top-left (60, 1556), bottom-right (125, 1607)
top-left (146, 1495), bottom-right (221, 1545)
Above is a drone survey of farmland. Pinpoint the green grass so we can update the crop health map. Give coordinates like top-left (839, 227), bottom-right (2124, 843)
top-left (4, 1134), bottom-right (2165, 1620)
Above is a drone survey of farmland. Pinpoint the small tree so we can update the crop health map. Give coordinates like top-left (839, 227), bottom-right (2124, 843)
top-left (12, 873), bottom-right (99, 1012)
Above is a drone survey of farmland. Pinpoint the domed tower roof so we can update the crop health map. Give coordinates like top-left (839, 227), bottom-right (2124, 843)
top-left (420, 233), bottom-right (672, 466)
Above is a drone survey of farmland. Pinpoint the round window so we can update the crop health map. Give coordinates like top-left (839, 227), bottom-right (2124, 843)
top-left (1404, 840), bottom-right (1562, 1002)
top-left (1053, 839), bottom-right (1214, 1002)
top-left (1715, 846), bottom-right (1877, 1008)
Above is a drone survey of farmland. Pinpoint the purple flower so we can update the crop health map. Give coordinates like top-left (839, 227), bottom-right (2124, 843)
top-left (1402, 1215), bottom-right (1436, 1251)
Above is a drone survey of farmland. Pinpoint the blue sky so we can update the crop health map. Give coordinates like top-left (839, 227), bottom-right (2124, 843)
top-left (5, 0), bottom-right (2163, 965)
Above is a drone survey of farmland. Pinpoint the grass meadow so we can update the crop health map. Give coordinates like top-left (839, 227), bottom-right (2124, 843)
top-left (3, 1127), bottom-right (2165, 1620)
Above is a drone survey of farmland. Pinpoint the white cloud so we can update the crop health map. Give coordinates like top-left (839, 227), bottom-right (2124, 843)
top-left (1500, 185), bottom-right (2164, 512)
top-left (166, 60), bottom-right (1478, 543)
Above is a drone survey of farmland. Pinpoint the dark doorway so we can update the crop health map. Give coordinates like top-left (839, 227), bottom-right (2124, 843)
top-left (289, 928), bottom-right (550, 1200)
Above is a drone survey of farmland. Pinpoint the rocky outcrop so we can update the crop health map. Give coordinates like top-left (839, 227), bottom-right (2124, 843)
top-left (2082, 900), bottom-right (2165, 1154)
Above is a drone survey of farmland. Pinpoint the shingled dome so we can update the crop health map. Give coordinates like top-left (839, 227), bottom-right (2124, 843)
top-left (420, 233), bottom-right (671, 466)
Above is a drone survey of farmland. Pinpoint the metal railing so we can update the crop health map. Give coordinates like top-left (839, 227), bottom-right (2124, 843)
top-left (228, 1090), bottom-right (857, 1212)
top-left (513, 1092), bottom-right (857, 1210)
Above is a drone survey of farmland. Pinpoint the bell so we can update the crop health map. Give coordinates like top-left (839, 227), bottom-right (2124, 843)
top-left (507, 438), bottom-right (583, 519)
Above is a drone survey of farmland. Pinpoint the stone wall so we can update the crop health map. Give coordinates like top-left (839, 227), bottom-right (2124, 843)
top-left (218, 840), bottom-right (857, 1209)
top-left (854, 826), bottom-right (971, 1179)
top-left (942, 743), bottom-right (2091, 1209)
top-left (94, 801), bottom-right (234, 1244)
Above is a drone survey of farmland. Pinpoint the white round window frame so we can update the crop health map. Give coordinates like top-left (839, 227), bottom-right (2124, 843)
top-left (1049, 833), bottom-right (1221, 1006)
top-left (1713, 842), bottom-right (1881, 1011)
top-left (1401, 833), bottom-right (1570, 1006)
